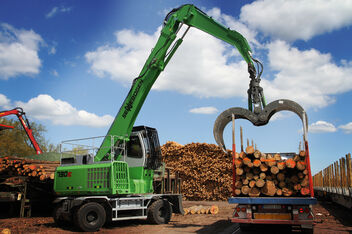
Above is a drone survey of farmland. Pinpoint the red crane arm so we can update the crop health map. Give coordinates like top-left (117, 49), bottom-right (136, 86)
top-left (0, 107), bottom-right (43, 155)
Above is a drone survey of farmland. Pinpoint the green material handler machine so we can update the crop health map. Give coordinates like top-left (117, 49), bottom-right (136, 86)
top-left (53, 4), bottom-right (263, 231)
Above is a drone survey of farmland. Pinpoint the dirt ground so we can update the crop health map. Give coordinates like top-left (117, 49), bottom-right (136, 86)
top-left (0, 200), bottom-right (351, 234)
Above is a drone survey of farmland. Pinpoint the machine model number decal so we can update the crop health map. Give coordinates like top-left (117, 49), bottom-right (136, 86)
top-left (57, 171), bottom-right (72, 177)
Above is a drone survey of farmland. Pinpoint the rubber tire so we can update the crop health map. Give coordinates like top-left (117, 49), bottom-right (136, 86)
top-left (147, 199), bottom-right (172, 224)
top-left (53, 204), bottom-right (68, 227)
top-left (239, 223), bottom-right (252, 231)
top-left (74, 202), bottom-right (106, 232)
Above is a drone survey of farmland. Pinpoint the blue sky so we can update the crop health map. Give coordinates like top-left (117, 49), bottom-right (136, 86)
top-left (1, 0), bottom-right (352, 174)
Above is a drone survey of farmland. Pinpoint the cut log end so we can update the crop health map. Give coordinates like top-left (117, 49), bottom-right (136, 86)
top-left (246, 146), bottom-right (255, 155)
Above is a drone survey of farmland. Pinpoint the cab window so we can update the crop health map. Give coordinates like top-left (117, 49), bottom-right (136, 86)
top-left (127, 135), bottom-right (143, 158)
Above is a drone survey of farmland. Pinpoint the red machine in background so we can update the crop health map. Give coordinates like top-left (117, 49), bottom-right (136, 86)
top-left (0, 107), bottom-right (42, 155)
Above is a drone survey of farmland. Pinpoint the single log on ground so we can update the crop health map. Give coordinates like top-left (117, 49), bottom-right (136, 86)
top-left (210, 205), bottom-right (219, 214)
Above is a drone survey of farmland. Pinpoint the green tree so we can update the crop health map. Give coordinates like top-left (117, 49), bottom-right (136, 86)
top-left (0, 117), bottom-right (59, 157)
top-left (71, 146), bottom-right (89, 155)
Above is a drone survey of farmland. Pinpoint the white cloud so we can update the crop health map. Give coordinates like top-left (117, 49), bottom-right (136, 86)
top-left (0, 23), bottom-right (43, 79)
top-left (270, 112), bottom-right (293, 121)
top-left (86, 29), bottom-right (158, 83)
top-left (49, 46), bottom-right (56, 55)
top-left (240, 0), bottom-right (352, 41)
top-left (51, 70), bottom-right (59, 77)
top-left (339, 122), bottom-right (352, 134)
top-left (308, 121), bottom-right (337, 133)
top-left (85, 8), bottom-right (256, 99)
top-left (0, 94), bottom-right (11, 109)
top-left (16, 94), bottom-right (113, 127)
top-left (85, 7), bottom-right (352, 111)
top-left (207, 8), bottom-right (260, 47)
top-left (189, 106), bottom-right (218, 114)
top-left (46, 6), bottom-right (72, 19)
top-left (262, 40), bottom-right (352, 109)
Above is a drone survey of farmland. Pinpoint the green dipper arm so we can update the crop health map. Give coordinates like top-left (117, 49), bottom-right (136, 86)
top-left (94, 4), bottom-right (254, 161)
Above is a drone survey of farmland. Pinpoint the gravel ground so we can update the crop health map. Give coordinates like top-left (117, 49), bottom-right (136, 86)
top-left (0, 200), bottom-right (351, 234)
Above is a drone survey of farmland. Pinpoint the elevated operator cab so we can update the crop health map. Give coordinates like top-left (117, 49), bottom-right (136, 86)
top-left (60, 125), bottom-right (162, 170)
top-left (125, 126), bottom-right (162, 170)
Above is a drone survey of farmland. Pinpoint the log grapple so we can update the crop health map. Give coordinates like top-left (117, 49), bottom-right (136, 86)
top-left (213, 58), bottom-right (308, 153)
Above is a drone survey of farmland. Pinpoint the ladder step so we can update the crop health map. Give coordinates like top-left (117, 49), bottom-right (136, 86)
top-left (113, 206), bottom-right (147, 211)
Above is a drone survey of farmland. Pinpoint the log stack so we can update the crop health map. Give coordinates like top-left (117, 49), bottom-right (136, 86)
top-left (0, 156), bottom-right (59, 181)
top-left (162, 141), bottom-right (232, 201)
top-left (161, 141), bottom-right (311, 200)
top-left (233, 146), bottom-right (310, 197)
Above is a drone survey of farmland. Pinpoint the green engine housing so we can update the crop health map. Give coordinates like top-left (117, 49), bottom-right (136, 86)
top-left (54, 163), bottom-right (154, 196)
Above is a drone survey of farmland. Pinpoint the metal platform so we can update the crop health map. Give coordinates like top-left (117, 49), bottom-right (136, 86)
top-left (228, 197), bottom-right (317, 205)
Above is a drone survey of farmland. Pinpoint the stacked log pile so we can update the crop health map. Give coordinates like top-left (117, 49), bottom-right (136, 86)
top-left (233, 146), bottom-right (310, 197)
top-left (162, 141), bottom-right (233, 201)
top-left (0, 156), bottom-right (59, 181)
top-left (161, 141), bottom-right (311, 201)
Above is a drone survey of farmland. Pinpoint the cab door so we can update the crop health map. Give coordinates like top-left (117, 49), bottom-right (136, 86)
top-left (125, 132), bottom-right (146, 167)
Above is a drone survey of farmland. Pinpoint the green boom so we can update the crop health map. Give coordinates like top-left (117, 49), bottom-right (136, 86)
top-left (94, 4), bottom-right (253, 162)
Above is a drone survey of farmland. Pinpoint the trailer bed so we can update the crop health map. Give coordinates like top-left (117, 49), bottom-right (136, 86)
top-left (228, 197), bottom-right (317, 205)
